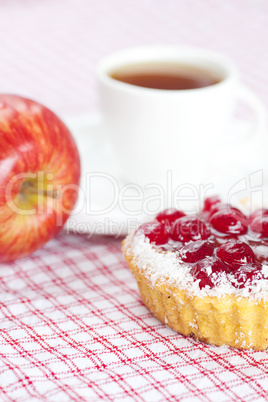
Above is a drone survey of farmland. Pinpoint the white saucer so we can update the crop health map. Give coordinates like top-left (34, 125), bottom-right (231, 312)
top-left (64, 114), bottom-right (268, 236)
top-left (65, 113), bottom-right (144, 237)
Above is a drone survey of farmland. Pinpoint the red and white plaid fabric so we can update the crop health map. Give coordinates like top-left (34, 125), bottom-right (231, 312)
top-left (1, 0), bottom-right (268, 400)
top-left (1, 232), bottom-right (268, 401)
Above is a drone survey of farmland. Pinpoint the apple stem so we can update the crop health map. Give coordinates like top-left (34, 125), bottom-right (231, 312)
top-left (20, 180), bottom-right (60, 199)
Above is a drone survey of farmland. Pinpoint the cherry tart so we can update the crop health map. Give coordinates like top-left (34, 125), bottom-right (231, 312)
top-left (122, 197), bottom-right (268, 350)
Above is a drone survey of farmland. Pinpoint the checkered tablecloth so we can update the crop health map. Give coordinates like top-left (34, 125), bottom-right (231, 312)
top-left (1, 0), bottom-right (268, 401)
top-left (2, 233), bottom-right (268, 402)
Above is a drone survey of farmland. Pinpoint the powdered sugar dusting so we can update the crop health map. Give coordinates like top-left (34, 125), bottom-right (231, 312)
top-left (124, 233), bottom-right (268, 301)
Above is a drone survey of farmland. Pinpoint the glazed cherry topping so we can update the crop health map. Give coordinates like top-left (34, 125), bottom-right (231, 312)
top-left (190, 266), bottom-right (214, 289)
top-left (209, 208), bottom-right (248, 235)
top-left (232, 263), bottom-right (263, 289)
top-left (216, 240), bottom-right (255, 270)
top-left (156, 208), bottom-right (186, 225)
top-left (170, 217), bottom-right (211, 243)
top-left (203, 195), bottom-right (221, 212)
top-left (191, 257), bottom-right (228, 289)
top-left (250, 215), bottom-right (268, 238)
top-left (179, 241), bottom-right (214, 263)
top-left (250, 209), bottom-right (268, 222)
top-left (140, 221), bottom-right (169, 245)
top-left (139, 196), bottom-right (268, 290)
top-left (208, 203), bottom-right (246, 219)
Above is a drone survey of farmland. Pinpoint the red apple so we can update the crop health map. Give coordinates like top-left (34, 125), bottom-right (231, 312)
top-left (0, 94), bottom-right (81, 262)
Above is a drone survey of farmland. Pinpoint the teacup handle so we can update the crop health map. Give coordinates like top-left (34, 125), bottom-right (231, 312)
top-left (237, 84), bottom-right (267, 142)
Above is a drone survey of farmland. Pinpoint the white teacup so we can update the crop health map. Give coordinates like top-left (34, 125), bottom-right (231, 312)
top-left (97, 46), bottom-right (267, 189)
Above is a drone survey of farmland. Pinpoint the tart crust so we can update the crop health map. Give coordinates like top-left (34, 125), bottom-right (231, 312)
top-left (123, 237), bottom-right (268, 351)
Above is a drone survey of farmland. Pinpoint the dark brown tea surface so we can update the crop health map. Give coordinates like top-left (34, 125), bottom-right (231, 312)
top-left (110, 62), bottom-right (221, 90)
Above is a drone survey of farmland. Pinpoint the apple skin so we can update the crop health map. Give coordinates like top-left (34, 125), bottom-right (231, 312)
top-left (0, 95), bottom-right (81, 262)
